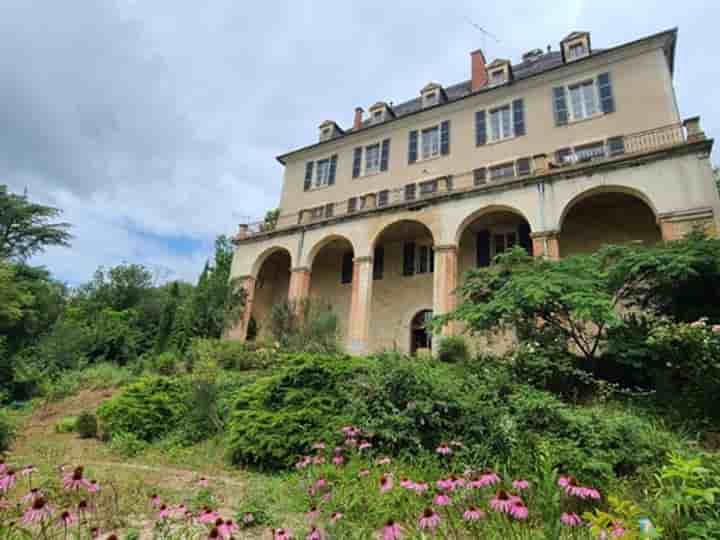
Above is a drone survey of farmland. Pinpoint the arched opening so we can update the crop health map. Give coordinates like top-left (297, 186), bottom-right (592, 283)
top-left (410, 309), bottom-right (434, 354)
top-left (308, 236), bottom-right (355, 345)
top-left (251, 248), bottom-right (291, 340)
top-left (457, 207), bottom-right (533, 279)
top-left (369, 220), bottom-right (435, 353)
top-left (560, 191), bottom-right (661, 257)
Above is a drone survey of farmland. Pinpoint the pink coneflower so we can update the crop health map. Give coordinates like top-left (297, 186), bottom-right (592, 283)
top-left (400, 478), bottom-right (414, 489)
top-left (208, 528), bottom-right (221, 539)
top-left (171, 504), bottom-right (188, 518)
top-left (158, 504), bottom-right (172, 520)
top-left (512, 479), bottom-right (530, 490)
top-left (312, 442), bottom-right (326, 450)
top-left (306, 526), bottom-right (323, 540)
top-left (358, 469), bottom-right (370, 478)
top-left (86, 479), bottom-right (101, 493)
top-left (433, 493), bottom-right (452, 506)
top-left (412, 481), bottom-right (429, 493)
top-left (561, 512), bottom-right (583, 527)
top-left (509, 499), bottom-right (529, 520)
top-left (89, 526), bottom-right (100, 538)
top-left (332, 455), bottom-right (344, 466)
top-left (219, 519), bottom-right (239, 538)
top-left (198, 507), bottom-right (220, 524)
top-left (274, 528), bottom-right (292, 540)
top-left (63, 466), bottom-right (86, 491)
top-left (344, 437), bottom-right (358, 448)
top-left (242, 512), bottom-right (254, 524)
top-left (0, 460), bottom-right (5, 474)
top-left (21, 465), bottom-right (38, 476)
top-left (58, 509), bottom-right (77, 527)
top-left (712, 324), bottom-right (720, 333)
top-left (490, 490), bottom-right (519, 514)
top-left (558, 476), bottom-right (601, 500)
top-left (358, 440), bottom-right (372, 450)
top-left (198, 477), bottom-right (209, 488)
top-left (436, 443), bottom-right (452, 455)
top-left (22, 496), bottom-right (53, 523)
top-left (22, 488), bottom-right (43, 503)
top-left (0, 468), bottom-right (17, 492)
top-left (306, 506), bottom-right (320, 522)
top-left (312, 456), bottom-right (326, 465)
top-left (418, 508), bottom-right (441, 530)
top-left (330, 511), bottom-right (343, 523)
top-left (341, 426), bottom-right (359, 438)
top-left (78, 500), bottom-right (90, 515)
top-left (463, 506), bottom-right (485, 521)
top-left (470, 470), bottom-right (500, 488)
top-left (436, 477), bottom-right (454, 491)
top-left (379, 473), bottom-right (393, 493)
top-left (611, 523), bottom-right (626, 538)
top-left (314, 478), bottom-right (328, 490)
top-left (381, 520), bottom-right (403, 540)
top-left (150, 494), bottom-right (162, 508)
top-left (295, 456), bottom-right (312, 469)
top-left (376, 457), bottom-right (391, 465)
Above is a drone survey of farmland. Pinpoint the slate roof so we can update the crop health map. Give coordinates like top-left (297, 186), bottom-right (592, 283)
top-left (276, 28), bottom-right (677, 164)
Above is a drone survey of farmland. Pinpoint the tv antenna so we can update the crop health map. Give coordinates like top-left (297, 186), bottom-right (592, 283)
top-left (464, 17), bottom-right (501, 55)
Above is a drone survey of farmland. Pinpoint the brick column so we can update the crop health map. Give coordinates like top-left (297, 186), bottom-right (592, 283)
top-left (433, 245), bottom-right (459, 337)
top-left (530, 231), bottom-right (560, 260)
top-left (288, 267), bottom-right (311, 303)
top-left (226, 275), bottom-right (256, 341)
top-left (347, 256), bottom-right (373, 355)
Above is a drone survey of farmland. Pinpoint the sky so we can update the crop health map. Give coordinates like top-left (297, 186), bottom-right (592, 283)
top-left (1, 0), bottom-right (717, 285)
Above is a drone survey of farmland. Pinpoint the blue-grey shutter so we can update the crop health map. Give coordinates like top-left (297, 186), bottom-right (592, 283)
top-left (553, 87), bottom-right (569, 126)
top-left (304, 161), bottom-right (314, 191)
top-left (474, 168), bottom-right (487, 186)
top-left (440, 120), bottom-right (450, 155)
top-left (518, 223), bottom-right (532, 255)
top-left (512, 99), bottom-right (526, 136)
top-left (597, 72), bottom-right (615, 114)
top-left (347, 197), bottom-right (357, 213)
top-left (477, 230), bottom-right (491, 267)
top-left (352, 147), bottom-right (362, 178)
top-left (403, 242), bottom-right (416, 276)
top-left (404, 183), bottom-right (416, 201)
top-left (418, 245), bottom-right (429, 274)
top-left (475, 111), bottom-right (487, 146)
top-left (380, 139), bottom-right (391, 171)
top-left (328, 155), bottom-right (338, 185)
top-left (516, 157), bottom-right (531, 176)
top-left (408, 130), bottom-right (418, 163)
top-left (607, 136), bottom-right (625, 156)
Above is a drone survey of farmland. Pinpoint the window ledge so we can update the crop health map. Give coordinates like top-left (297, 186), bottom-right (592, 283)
top-left (482, 135), bottom-right (519, 148)
top-left (566, 111), bottom-right (605, 127)
top-left (357, 170), bottom-right (384, 180)
top-left (410, 154), bottom-right (447, 166)
top-left (307, 184), bottom-right (333, 192)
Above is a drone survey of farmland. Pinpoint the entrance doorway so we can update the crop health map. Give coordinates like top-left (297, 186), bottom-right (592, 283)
top-left (410, 310), bottom-right (433, 354)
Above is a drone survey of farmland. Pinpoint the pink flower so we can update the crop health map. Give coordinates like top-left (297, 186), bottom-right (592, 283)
top-left (561, 512), bottom-right (583, 527)
top-left (274, 528), bottom-right (292, 540)
top-left (712, 324), bottom-right (720, 333)
top-left (611, 523), bottom-right (626, 538)
top-left (0, 468), bottom-right (17, 492)
top-left (463, 506), bottom-right (485, 522)
top-left (509, 500), bottom-right (529, 520)
top-left (21, 465), bottom-right (38, 476)
top-left (381, 520), bottom-right (403, 540)
top-left (436, 477), bottom-right (454, 491)
top-left (158, 504), bottom-right (172, 519)
top-left (330, 511), bottom-right (343, 523)
top-left (359, 440), bottom-right (372, 450)
top-left (77, 500), bottom-right (91, 515)
top-left (400, 478), bottom-right (414, 489)
top-left (558, 476), bottom-right (601, 500)
top-left (198, 477), bottom-right (209, 488)
top-left (379, 473), bottom-right (393, 493)
top-left (306, 506), bottom-right (320, 522)
top-left (219, 519), bottom-right (239, 538)
top-left (58, 510), bottom-right (77, 527)
top-left (86, 479), bottom-right (101, 493)
top-left (198, 507), bottom-right (220, 524)
top-left (150, 494), bottom-right (162, 508)
top-left (306, 526), bottom-right (323, 540)
top-left (312, 442), bottom-right (326, 450)
top-left (63, 466), bottom-right (86, 491)
top-left (296, 456), bottom-right (312, 470)
top-left (490, 490), bottom-right (520, 514)
top-left (412, 481), bottom-right (429, 493)
top-left (436, 443), bottom-right (452, 455)
top-left (341, 425), bottom-right (359, 437)
top-left (376, 457), bottom-right (391, 466)
top-left (22, 488), bottom-right (43, 503)
top-left (512, 479), bottom-right (530, 490)
top-left (358, 469), bottom-right (370, 478)
top-left (418, 508), bottom-right (441, 530)
top-left (242, 512), bottom-right (254, 524)
top-left (312, 456), bottom-right (326, 466)
top-left (470, 470), bottom-right (500, 488)
top-left (433, 493), bottom-right (452, 506)
top-left (332, 455), bottom-right (345, 466)
top-left (22, 496), bottom-right (53, 524)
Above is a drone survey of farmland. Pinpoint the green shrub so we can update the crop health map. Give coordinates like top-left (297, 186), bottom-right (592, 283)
top-left (188, 338), bottom-right (264, 372)
top-left (55, 416), bottom-right (77, 433)
top-left (0, 409), bottom-right (14, 452)
top-left (436, 336), bottom-right (468, 363)
top-left (97, 375), bottom-right (192, 442)
top-left (108, 431), bottom-right (148, 457)
top-left (76, 411), bottom-right (98, 439)
top-left (269, 299), bottom-right (340, 353)
top-left (146, 351), bottom-right (179, 375)
top-left (227, 353), bottom-right (369, 469)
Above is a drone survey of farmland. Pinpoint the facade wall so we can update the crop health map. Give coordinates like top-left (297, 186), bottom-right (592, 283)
top-left (278, 43), bottom-right (678, 217)
top-left (308, 246), bottom-right (353, 344)
top-left (251, 251), bottom-right (291, 339)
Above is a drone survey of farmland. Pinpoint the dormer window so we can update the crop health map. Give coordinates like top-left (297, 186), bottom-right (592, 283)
top-left (318, 121), bottom-right (344, 142)
top-left (420, 83), bottom-right (445, 109)
top-left (485, 60), bottom-right (512, 86)
top-left (490, 70), bottom-right (506, 85)
top-left (561, 32), bottom-right (591, 63)
top-left (424, 91), bottom-right (438, 107)
top-left (568, 42), bottom-right (587, 60)
top-left (368, 102), bottom-right (393, 124)
top-left (373, 109), bottom-right (383, 121)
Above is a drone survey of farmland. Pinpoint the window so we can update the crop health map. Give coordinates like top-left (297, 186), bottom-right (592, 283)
top-left (348, 197), bottom-right (358, 213)
top-left (405, 184), bottom-right (417, 201)
top-left (377, 190), bottom-right (389, 207)
top-left (316, 159), bottom-right (331, 186)
top-left (492, 231), bottom-right (517, 256)
top-left (516, 158), bottom-right (531, 176)
top-left (490, 163), bottom-right (515, 180)
top-left (341, 252), bottom-right (353, 284)
top-left (568, 42), bottom-right (587, 60)
top-left (419, 180), bottom-right (438, 196)
top-left (417, 245), bottom-right (433, 274)
top-left (423, 92), bottom-right (438, 107)
top-left (491, 69), bottom-right (506, 85)
top-left (489, 105), bottom-right (512, 141)
top-left (575, 142), bottom-right (605, 162)
top-left (373, 109), bottom-right (383, 121)
top-left (569, 81), bottom-right (598, 120)
top-left (365, 144), bottom-right (380, 175)
top-left (556, 147), bottom-right (573, 164)
top-left (373, 247), bottom-right (384, 280)
top-left (325, 203), bottom-right (334, 218)
top-left (474, 168), bottom-right (487, 186)
top-left (311, 206), bottom-right (324, 220)
top-left (607, 136), bottom-right (625, 156)
top-left (421, 126), bottom-right (440, 159)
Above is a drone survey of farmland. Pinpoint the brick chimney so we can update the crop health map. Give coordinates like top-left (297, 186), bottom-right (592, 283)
top-left (353, 107), bottom-right (364, 130)
top-left (471, 49), bottom-right (488, 92)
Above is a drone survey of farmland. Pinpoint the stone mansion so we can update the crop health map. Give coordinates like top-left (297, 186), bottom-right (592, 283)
top-left (228, 27), bottom-right (718, 355)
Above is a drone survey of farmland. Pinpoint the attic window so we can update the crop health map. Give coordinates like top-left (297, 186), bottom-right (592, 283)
top-left (373, 109), bottom-right (383, 120)
top-left (424, 91), bottom-right (438, 107)
top-left (568, 42), bottom-right (588, 60)
top-left (490, 69), bottom-right (507, 85)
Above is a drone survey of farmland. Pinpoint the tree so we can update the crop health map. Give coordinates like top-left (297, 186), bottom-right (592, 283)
top-left (0, 185), bottom-right (72, 261)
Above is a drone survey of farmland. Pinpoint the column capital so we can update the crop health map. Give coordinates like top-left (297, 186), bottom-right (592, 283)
top-left (290, 266), bottom-right (311, 273)
top-left (353, 255), bottom-right (373, 264)
top-left (530, 230), bottom-right (559, 239)
top-left (433, 244), bottom-right (458, 253)
top-left (236, 274), bottom-right (256, 282)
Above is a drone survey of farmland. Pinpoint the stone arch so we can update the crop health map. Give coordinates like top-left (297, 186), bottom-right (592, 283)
top-left (250, 246), bottom-right (292, 340)
top-left (558, 185), bottom-right (661, 257)
top-left (454, 204), bottom-right (533, 245)
top-left (250, 245), bottom-right (294, 278)
top-left (305, 234), bottom-right (357, 270)
top-left (370, 218), bottom-right (437, 251)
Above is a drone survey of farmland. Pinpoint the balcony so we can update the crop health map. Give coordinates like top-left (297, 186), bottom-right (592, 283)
top-left (234, 118), bottom-right (706, 242)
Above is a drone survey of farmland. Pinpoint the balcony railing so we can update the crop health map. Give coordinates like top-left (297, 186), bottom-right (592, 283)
top-left (234, 119), bottom-right (704, 241)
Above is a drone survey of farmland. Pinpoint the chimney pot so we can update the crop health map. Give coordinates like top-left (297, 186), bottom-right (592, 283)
top-left (353, 107), bottom-right (364, 130)
top-left (470, 49), bottom-right (488, 92)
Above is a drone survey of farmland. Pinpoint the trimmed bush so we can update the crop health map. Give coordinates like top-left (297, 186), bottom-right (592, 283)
top-left (76, 411), bottom-right (98, 439)
top-left (97, 375), bottom-right (192, 442)
top-left (436, 336), bottom-right (468, 363)
top-left (187, 338), bottom-right (265, 372)
top-left (227, 353), bottom-right (370, 469)
top-left (55, 416), bottom-right (77, 434)
top-left (0, 409), bottom-right (14, 452)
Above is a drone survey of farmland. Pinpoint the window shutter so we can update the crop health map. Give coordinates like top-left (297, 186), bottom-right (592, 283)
top-left (518, 223), bottom-right (532, 255)
top-left (440, 120), bottom-right (450, 155)
top-left (475, 110), bottom-right (487, 146)
top-left (304, 161), bottom-right (314, 191)
top-left (352, 147), bottom-right (362, 178)
top-left (341, 252), bottom-right (354, 284)
top-left (378, 189), bottom-right (389, 207)
top-left (403, 242), bottom-right (416, 276)
top-left (380, 139), bottom-right (391, 171)
top-left (408, 130), bottom-right (418, 164)
top-left (429, 246), bottom-right (435, 273)
top-left (476, 230), bottom-right (491, 267)
top-left (516, 157), bottom-right (531, 176)
top-left (607, 136), bottom-right (625, 156)
top-left (597, 73), bottom-right (615, 114)
top-left (555, 147), bottom-right (572, 164)
top-left (553, 87), bottom-right (569, 126)
top-left (418, 245), bottom-right (429, 274)
top-left (347, 197), bottom-right (357, 213)
top-left (325, 203), bottom-right (334, 218)
top-left (404, 183), bottom-right (416, 201)
top-left (474, 168), bottom-right (487, 186)
top-left (373, 246), bottom-right (384, 280)
top-left (328, 155), bottom-right (338, 185)
top-left (512, 99), bottom-right (526, 136)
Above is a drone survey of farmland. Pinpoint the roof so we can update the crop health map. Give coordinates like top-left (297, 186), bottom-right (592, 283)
top-left (276, 28), bottom-right (677, 165)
